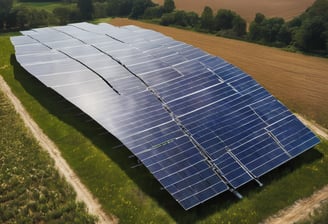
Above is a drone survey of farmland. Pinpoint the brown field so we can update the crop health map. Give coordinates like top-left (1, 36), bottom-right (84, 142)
top-left (110, 18), bottom-right (328, 128)
top-left (153, 0), bottom-right (315, 22)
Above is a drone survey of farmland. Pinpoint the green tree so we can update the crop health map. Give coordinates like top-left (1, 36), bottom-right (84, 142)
top-left (249, 24), bottom-right (261, 40)
top-left (53, 6), bottom-right (79, 24)
top-left (30, 9), bottom-right (51, 27)
top-left (289, 16), bottom-right (302, 28)
top-left (93, 2), bottom-right (108, 18)
top-left (186, 11), bottom-right (199, 27)
top-left (6, 9), bottom-right (17, 28)
top-left (248, 13), bottom-right (266, 40)
top-left (232, 15), bottom-right (246, 36)
top-left (119, 0), bottom-right (133, 16)
top-left (254, 12), bottom-right (265, 24)
top-left (129, 0), bottom-right (154, 19)
top-left (306, 0), bottom-right (328, 19)
top-left (276, 24), bottom-right (292, 45)
top-left (53, 6), bottom-right (72, 24)
top-left (107, 0), bottom-right (120, 16)
top-left (174, 10), bottom-right (188, 26)
top-left (77, 0), bottom-right (93, 20)
top-left (200, 6), bottom-right (214, 31)
top-left (160, 12), bottom-right (175, 26)
top-left (249, 13), bottom-right (288, 44)
top-left (160, 10), bottom-right (198, 27)
top-left (143, 6), bottom-right (163, 19)
top-left (107, 0), bottom-right (133, 17)
top-left (262, 17), bottom-right (285, 43)
top-left (163, 0), bottom-right (175, 13)
top-left (214, 9), bottom-right (235, 30)
top-left (0, 0), bottom-right (13, 29)
top-left (7, 6), bottom-right (54, 29)
top-left (14, 6), bottom-right (31, 29)
top-left (291, 0), bottom-right (328, 53)
top-left (295, 17), bottom-right (327, 51)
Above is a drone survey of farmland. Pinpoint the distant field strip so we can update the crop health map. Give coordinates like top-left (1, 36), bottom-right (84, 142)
top-left (153, 0), bottom-right (315, 22)
top-left (111, 18), bottom-right (328, 129)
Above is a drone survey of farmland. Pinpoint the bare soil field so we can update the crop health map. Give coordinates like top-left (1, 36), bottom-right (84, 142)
top-left (153, 0), bottom-right (315, 22)
top-left (110, 18), bottom-right (328, 128)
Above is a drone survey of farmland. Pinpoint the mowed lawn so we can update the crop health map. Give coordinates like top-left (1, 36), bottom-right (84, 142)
top-left (111, 18), bottom-right (328, 129)
top-left (1, 20), bottom-right (328, 224)
top-left (152, 0), bottom-right (315, 22)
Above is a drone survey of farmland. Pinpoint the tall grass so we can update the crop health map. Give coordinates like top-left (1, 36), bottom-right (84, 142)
top-left (0, 87), bottom-right (96, 223)
top-left (1, 33), bottom-right (328, 223)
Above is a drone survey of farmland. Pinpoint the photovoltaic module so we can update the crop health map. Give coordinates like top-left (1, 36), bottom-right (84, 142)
top-left (11, 22), bottom-right (320, 210)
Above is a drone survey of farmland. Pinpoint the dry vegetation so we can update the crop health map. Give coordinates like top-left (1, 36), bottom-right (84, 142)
top-left (110, 18), bottom-right (328, 128)
top-left (153, 0), bottom-right (315, 22)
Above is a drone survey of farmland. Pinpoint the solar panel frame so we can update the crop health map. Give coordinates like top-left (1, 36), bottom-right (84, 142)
top-left (11, 22), bottom-right (320, 210)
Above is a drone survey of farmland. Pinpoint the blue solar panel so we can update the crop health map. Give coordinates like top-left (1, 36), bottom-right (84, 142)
top-left (11, 22), bottom-right (320, 210)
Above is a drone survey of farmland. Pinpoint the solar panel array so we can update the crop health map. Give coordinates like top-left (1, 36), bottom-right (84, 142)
top-left (11, 22), bottom-right (320, 210)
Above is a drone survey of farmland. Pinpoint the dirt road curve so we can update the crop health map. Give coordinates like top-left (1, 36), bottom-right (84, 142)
top-left (296, 115), bottom-right (328, 140)
top-left (263, 185), bottom-right (328, 224)
top-left (0, 76), bottom-right (117, 224)
top-left (263, 114), bottom-right (328, 224)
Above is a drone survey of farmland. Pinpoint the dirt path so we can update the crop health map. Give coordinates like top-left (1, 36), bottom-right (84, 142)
top-left (296, 114), bottom-right (328, 140)
top-left (263, 114), bottom-right (328, 224)
top-left (264, 185), bottom-right (328, 224)
top-left (0, 76), bottom-right (117, 224)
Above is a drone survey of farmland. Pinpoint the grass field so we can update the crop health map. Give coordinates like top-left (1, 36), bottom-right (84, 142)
top-left (0, 82), bottom-right (96, 223)
top-left (1, 21), bottom-right (328, 223)
top-left (111, 18), bottom-right (328, 130)
top-left (153, 0), bottom-right (315, 22)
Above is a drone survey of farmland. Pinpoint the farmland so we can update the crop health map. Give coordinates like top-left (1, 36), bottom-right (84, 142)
top-left (153, 0), bottom-right (316, 22)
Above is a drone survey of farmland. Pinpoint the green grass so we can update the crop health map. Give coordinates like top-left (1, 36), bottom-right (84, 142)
top-left (0, 81), bottom-right (96, 222)
top-left (92, 17), bottom-right (112, 24)
top-left (1, 33), bottom-right (328, 223)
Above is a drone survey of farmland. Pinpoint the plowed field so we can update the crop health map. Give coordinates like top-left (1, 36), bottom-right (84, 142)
top-left (152, 0), bottom-right (315, 22)
top-left (110, 18), bottom-right (328, 128)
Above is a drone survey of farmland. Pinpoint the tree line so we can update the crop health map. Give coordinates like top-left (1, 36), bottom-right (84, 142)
top-left (0, 0), bottom-right (327, 55)
top-left (249, 0), bottom-right (328, 54)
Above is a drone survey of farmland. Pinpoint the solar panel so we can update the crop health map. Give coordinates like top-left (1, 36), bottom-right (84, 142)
top-left (11, 22), bottom-right (320, 210)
